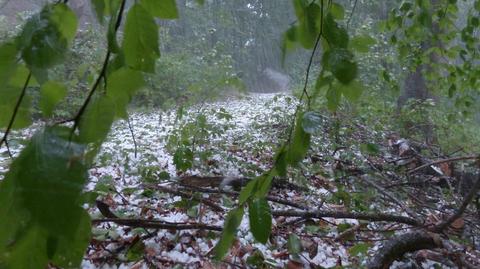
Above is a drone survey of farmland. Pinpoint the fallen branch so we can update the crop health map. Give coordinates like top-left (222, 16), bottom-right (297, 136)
top-left (367, 232), bottom-right (443, 269)
top-left (144, 184), bottom-right (225, 212)
top-left (407, 155), bottom-right (479, 174)
top-left (271, 210), bottom-right (422, 226)
top-left (92, 218), bottom-right (223, 231)
top-left (178, 184), bottom-right (309, 210)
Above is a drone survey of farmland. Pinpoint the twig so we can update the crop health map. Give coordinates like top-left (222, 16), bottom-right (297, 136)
top-left (95, 200), bottom-right (222, 231)
top-left (4, 139), bottom-right (12, 158)
top-left (271, 209), bottom-right (422, 226)
top-left (408, 155), bottom-right (479, 174)
top-left (0, 72), bottom-right (31, 150)
top-left (126, 116), bottom-right (138, 158)
top-left (360, 174), bottom-right (418, 219)
top-left (432, 173), bottom-right (480, 232)
top-left (347, 0), bottom-right (358, 29)
top-left (285, 0), bottom-right (325, 143)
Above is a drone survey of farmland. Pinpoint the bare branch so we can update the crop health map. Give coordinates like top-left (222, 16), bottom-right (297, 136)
top-left (272, 210), bottom-right (422, 226)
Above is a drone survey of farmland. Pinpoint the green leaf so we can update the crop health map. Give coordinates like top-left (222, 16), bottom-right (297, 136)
top-left (246, 250), bottom-right (265, 267)
top-left (360, 143), bottom-right (380, 154)
top-left (315, 73), bottom-right (334, 90)
top-left (17, 4), bottom-right (77, 68)
top-left (141, 0), bottom-right (179, 19)
top-left (0, 65), bottom-right (32, 129)
top-left (293, 1), bottom-right (321, 48)
top-left (339, 80), bottom-right (363, 102)
top-left (322, 48), bottom-right (358, 84)
top-left (214, 207), bottom-right (244, 260)
top-left (348, 242), bottom-right (371, 256)
top-left (323, 14), bottom-right (349, 48)
top-left (91, 0), bottom-right (106, 23)
top-left (238, 178), bottom-right (258, 204)
top-left (286, 113), bottom-right (311, 166)
top-left (0, 127), bottom-right (90, 268)
top-left (173, 147), bottom-right (193, 172)
top-left (448, 84), bottom-right (456, 98)
top-left (326, 86), bottom-right (341, 111)
top-left (51, 210), bottom-right (91, 267)
top-left (0, 42), bottom-right (18, 87)
top-left (302, 111), bottom-right (323, 134)
top-left (78, 96), bottom-right (116, 143)
top-left (39, 81), bottom-right (67, 117)
top-left (49, 4), bottom-right (78, 42)
top-left (287, 234), bottom-right (302, 255)
top-left (399, 1), bottom-right (413, 12)
top-left (417, 9), bottom-right (432, 27)
top-left (1, 225), bottom-right (49, 268)
top-left (248, 198), bottom-right (272, 244)
top-left (126, 240), bottom-right (145, 261)
top-left (106, 68), bottom-right (145, 118)
top-left (330, 3), bottom-right (345, 20)
top-left (122, 4), bottom-right (160, 73)
top-left (350, 34), bottom-right (376, 53)
top-left (273, 147), bottom-right (288, 177)
top-left (255, 172), bottom-right (274, 198)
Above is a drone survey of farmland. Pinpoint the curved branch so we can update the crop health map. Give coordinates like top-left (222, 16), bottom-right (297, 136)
top-left (367, 232), bottom-right (443, 269)
top-left (407, 155), bottom-right (479, 174)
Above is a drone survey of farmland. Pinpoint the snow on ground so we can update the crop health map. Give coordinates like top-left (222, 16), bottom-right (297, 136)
top-left (1, 93), bottom-right (459, 268)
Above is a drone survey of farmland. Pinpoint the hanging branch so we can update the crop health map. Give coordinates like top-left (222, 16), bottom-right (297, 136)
top-left (70, 0), bottom-right (127, 134)
top-left (0, 72), bottom-right (31, 151)
top-left (346, 0), bottom-right (358, 29)
top-left (286, 0), bottom-right (325, 142)
top-left (300, 0), bottom-right (324, 107)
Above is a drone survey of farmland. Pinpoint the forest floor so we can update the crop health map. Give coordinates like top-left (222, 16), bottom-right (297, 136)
top-left (1, 93), bottom-right (479, 269)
